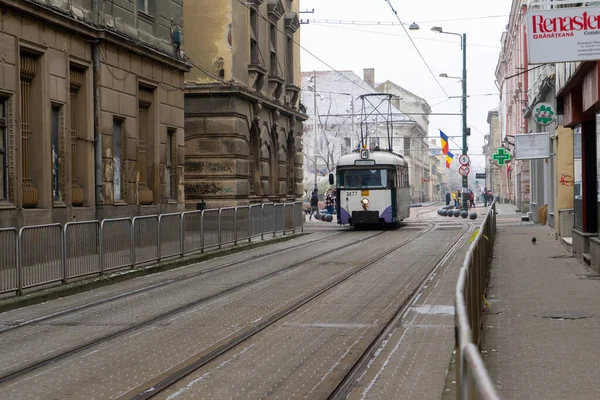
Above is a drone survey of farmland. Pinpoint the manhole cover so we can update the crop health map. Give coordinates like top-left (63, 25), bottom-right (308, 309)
top-left (535, 311), bottom-right (594, 320)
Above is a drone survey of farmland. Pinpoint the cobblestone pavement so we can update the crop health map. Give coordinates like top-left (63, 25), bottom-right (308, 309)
top-left (482, 211), bottom-right (600, 399)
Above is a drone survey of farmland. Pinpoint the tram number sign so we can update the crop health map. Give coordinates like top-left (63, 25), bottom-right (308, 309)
top-left (459, 154), bottom-right (470, 165)
top-left (459, 165), bottom-right (470, 177)
top-left (360, 148), bottom-right (370, 160)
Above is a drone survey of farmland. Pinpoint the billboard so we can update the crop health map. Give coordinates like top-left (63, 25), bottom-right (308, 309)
top-left (515, 133), bottom-right (550, 160)
top-left (527, 6), bottom-right (600, 64)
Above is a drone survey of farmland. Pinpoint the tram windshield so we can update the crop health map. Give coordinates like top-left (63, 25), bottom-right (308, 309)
top-left (337, 169), bottom-right (389, 189)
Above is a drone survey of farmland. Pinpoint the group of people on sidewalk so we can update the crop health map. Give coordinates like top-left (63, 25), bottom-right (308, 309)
top-left (307, 189), bottom-right (336, 220)
top-left (445, 189), bottom-right (476, 209)
top-left (444, 187), bottom-right (496, 209)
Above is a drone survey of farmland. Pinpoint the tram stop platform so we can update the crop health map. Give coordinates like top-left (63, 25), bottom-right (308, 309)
top-left (481, 204), bottom-right (600, 399)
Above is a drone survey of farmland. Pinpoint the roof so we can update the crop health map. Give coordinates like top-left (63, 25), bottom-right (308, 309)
top-left (336, 150), bottom-right (407, 168)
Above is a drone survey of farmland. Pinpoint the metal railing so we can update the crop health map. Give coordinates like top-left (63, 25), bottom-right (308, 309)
top-left (0, 202), bottom-right (303, 297)
top-left (455, 201), bottom-right (499, 399)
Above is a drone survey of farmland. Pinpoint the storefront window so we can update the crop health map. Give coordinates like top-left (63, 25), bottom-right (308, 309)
top-left (574, 125), bottom-right (583, 229)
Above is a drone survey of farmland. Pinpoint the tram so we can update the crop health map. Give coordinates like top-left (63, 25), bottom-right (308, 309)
top-left (332, 147), bottom-right (410, 229)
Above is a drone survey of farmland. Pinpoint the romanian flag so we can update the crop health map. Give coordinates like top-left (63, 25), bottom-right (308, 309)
top-left (440, 130), bottom-right (449, 155)
top-left (446, 151), bottom-right (454, 169)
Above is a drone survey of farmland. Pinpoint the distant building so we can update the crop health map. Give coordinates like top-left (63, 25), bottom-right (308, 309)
top-left (486, 109), bottom-right (503, 199)
top-left (301, 68), bottom-right (431, 202)
top-left (0, 0), bottom-right (189, 228)
top-left (183, 0), bottom-right (307, 208)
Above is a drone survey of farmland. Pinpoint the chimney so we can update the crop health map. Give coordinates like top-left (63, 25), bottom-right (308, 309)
top-left (363, 68), bottom-right (375, 88)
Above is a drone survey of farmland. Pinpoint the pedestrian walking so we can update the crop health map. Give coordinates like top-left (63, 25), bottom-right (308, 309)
top-left (445, 191), bottom-right (451, 206)
top-left (455, 189), bottom-right (461, 208)
top-left (325, 188), bottom-right (334, 215)
top-left (309, 190), bottom-right (319, 220)
top-left (469, 189), bottom-right (475, 208)
top-left (483, 187), bottom-right (489, 207)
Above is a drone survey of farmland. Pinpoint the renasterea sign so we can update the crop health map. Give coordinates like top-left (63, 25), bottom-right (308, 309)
top-left (527, 6), bottom-right (600, 64)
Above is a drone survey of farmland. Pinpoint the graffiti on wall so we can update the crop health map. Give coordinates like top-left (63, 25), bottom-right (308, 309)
top-left (185, 161), bottom-right (233, 174)
top-left (185, 183), bottom-right (220, 196)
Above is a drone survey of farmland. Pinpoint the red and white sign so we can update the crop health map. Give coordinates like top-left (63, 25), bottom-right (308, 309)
top-left (527, 6), bottom-right (600, 64)
top-left (459, 165), bottom-right (470, 177)
top-left (459, 154), bottom-right (470, 165)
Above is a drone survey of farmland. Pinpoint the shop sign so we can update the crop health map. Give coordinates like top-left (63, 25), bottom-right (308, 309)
top-left (515, 133), bottom-right (550, 160)
top-left (526, 6), bottom-right (600, 64)
top-left (533, 103), bottom-right (555, 126)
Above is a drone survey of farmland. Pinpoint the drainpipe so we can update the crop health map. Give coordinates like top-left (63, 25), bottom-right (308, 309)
top-left (92, 0), bottom-right (103, 208)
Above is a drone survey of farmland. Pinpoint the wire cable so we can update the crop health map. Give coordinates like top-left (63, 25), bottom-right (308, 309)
top-left (383, 0), bottom-right (450, 98)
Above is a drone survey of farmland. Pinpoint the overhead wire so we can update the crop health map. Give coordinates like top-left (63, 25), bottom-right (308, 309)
top-left (301, 15), bottom-right (508, 25)
top-left (308, 23), bottom-right (501, 49)
top-left (383, 0), bottom-right (450, 98)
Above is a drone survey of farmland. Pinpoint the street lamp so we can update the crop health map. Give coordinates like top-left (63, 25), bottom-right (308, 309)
top-left (432, 26), bottom-right (469, 211)
top-left (409, 22), bottom-right (420, 30)
top-left (439, 73), bottom-right (461, 80)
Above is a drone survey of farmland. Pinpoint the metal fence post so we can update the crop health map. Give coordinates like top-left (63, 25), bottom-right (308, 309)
top-left (234, 207), bottom-right (238, 246)
top-left (131, 217), bottom-right (136, 267)
top-left (99, 219), bottom-right (105, 276)
top-left (261, 204), bottom-right (265, 241)
top-left (180, 212), bottom-right (185, 257)
top-left (218, 208), bottom-right (222, 249)
top-left (62, 224), bottom-right (68, 284)
top-left (158, 214), bottom-right (162, 262)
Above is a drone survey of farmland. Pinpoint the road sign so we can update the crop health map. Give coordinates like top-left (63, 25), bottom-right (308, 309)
top-left (475, 172), bottom-right (486, 179)
top-left (459, 165), bottom-right (470, 177)
top-left (459, 154), bottom-right (470, 165)
top-left (492, 148), bottom-right (511, 166)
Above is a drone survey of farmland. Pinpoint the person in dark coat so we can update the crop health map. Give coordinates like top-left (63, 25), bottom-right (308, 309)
top-left (445, 191), bottom-right (451, 206)
top-left (309, 190), bottom-right (319, 220)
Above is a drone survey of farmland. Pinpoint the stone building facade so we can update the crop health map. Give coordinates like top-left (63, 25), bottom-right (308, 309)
top-left (0, 0), bottom-right (189, 228)
top-left (183, 0), bottom-right (306, 209)
top-left (485, 109), bottom-right (503, 199)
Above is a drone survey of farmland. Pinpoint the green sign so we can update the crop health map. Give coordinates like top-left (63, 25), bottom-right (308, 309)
top-left (533, 103), bottom-right (555, 126)
top-left (492, 148), bottom-right (511, 166)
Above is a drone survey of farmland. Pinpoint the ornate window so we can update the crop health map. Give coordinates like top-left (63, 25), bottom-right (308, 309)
top-left (20, 54), bottom-right (38, 208)
top-left (166, 128), bottom-right (177, 199)
top-left (138, 87), bottom-right (154, 205)
top-left (113, 119), bottom-right (125, 202)
top-left (69, 67), bottom-right (84, 206)
top-left (51, 105), bottom-right (65, 204)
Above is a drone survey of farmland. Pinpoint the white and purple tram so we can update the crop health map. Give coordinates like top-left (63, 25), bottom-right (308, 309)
top-left (333, 148), bottom-right (411, 229)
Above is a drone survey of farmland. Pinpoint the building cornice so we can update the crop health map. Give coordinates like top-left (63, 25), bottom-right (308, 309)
top-left (4, 0), bottom-right (191, 71)
top-left (185, 82), bottom-right (308, 121)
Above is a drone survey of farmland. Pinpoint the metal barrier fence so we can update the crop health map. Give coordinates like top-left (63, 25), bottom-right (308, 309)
top-left (0, 228), bottom-right (18, 294)
top-left (19, 224), bottom-right (64, 291)
top-left (455, 201), bottom-right (499, 400)
top-left (0, 202), bottom-right (303, 298)
top-left (64, 221), bottom-right (101, 280)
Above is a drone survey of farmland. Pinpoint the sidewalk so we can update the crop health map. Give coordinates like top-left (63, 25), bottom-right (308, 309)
top-left (482, 208), bottom-right (600, 399)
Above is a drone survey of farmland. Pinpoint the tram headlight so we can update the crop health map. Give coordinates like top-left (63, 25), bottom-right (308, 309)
top-left (361, 198), bottom-right (369, 210)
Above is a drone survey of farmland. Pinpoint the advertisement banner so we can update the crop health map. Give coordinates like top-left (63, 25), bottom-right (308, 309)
top-left (527, 6), bottom-right (600, 64)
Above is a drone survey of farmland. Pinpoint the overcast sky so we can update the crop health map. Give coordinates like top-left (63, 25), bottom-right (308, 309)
top-left (299, 0), bottom-right (512, 171)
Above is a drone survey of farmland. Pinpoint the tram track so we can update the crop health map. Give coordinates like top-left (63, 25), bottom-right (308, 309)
top-left (0, 230), bottom-right (356, 335)
top-left (122, 222), bottom-right (441, 399)
top-left (0, 225), bottom-right (435, 387)
top-left (328, 222), bottom-right (471, 399)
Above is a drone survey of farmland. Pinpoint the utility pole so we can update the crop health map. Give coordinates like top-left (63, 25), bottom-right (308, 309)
top-left (350, 97), bottom-right (356, 150)
top-left (461, 33), bottom-right (468, 211)
top-left (313, 70), bottom-right (318, 191)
